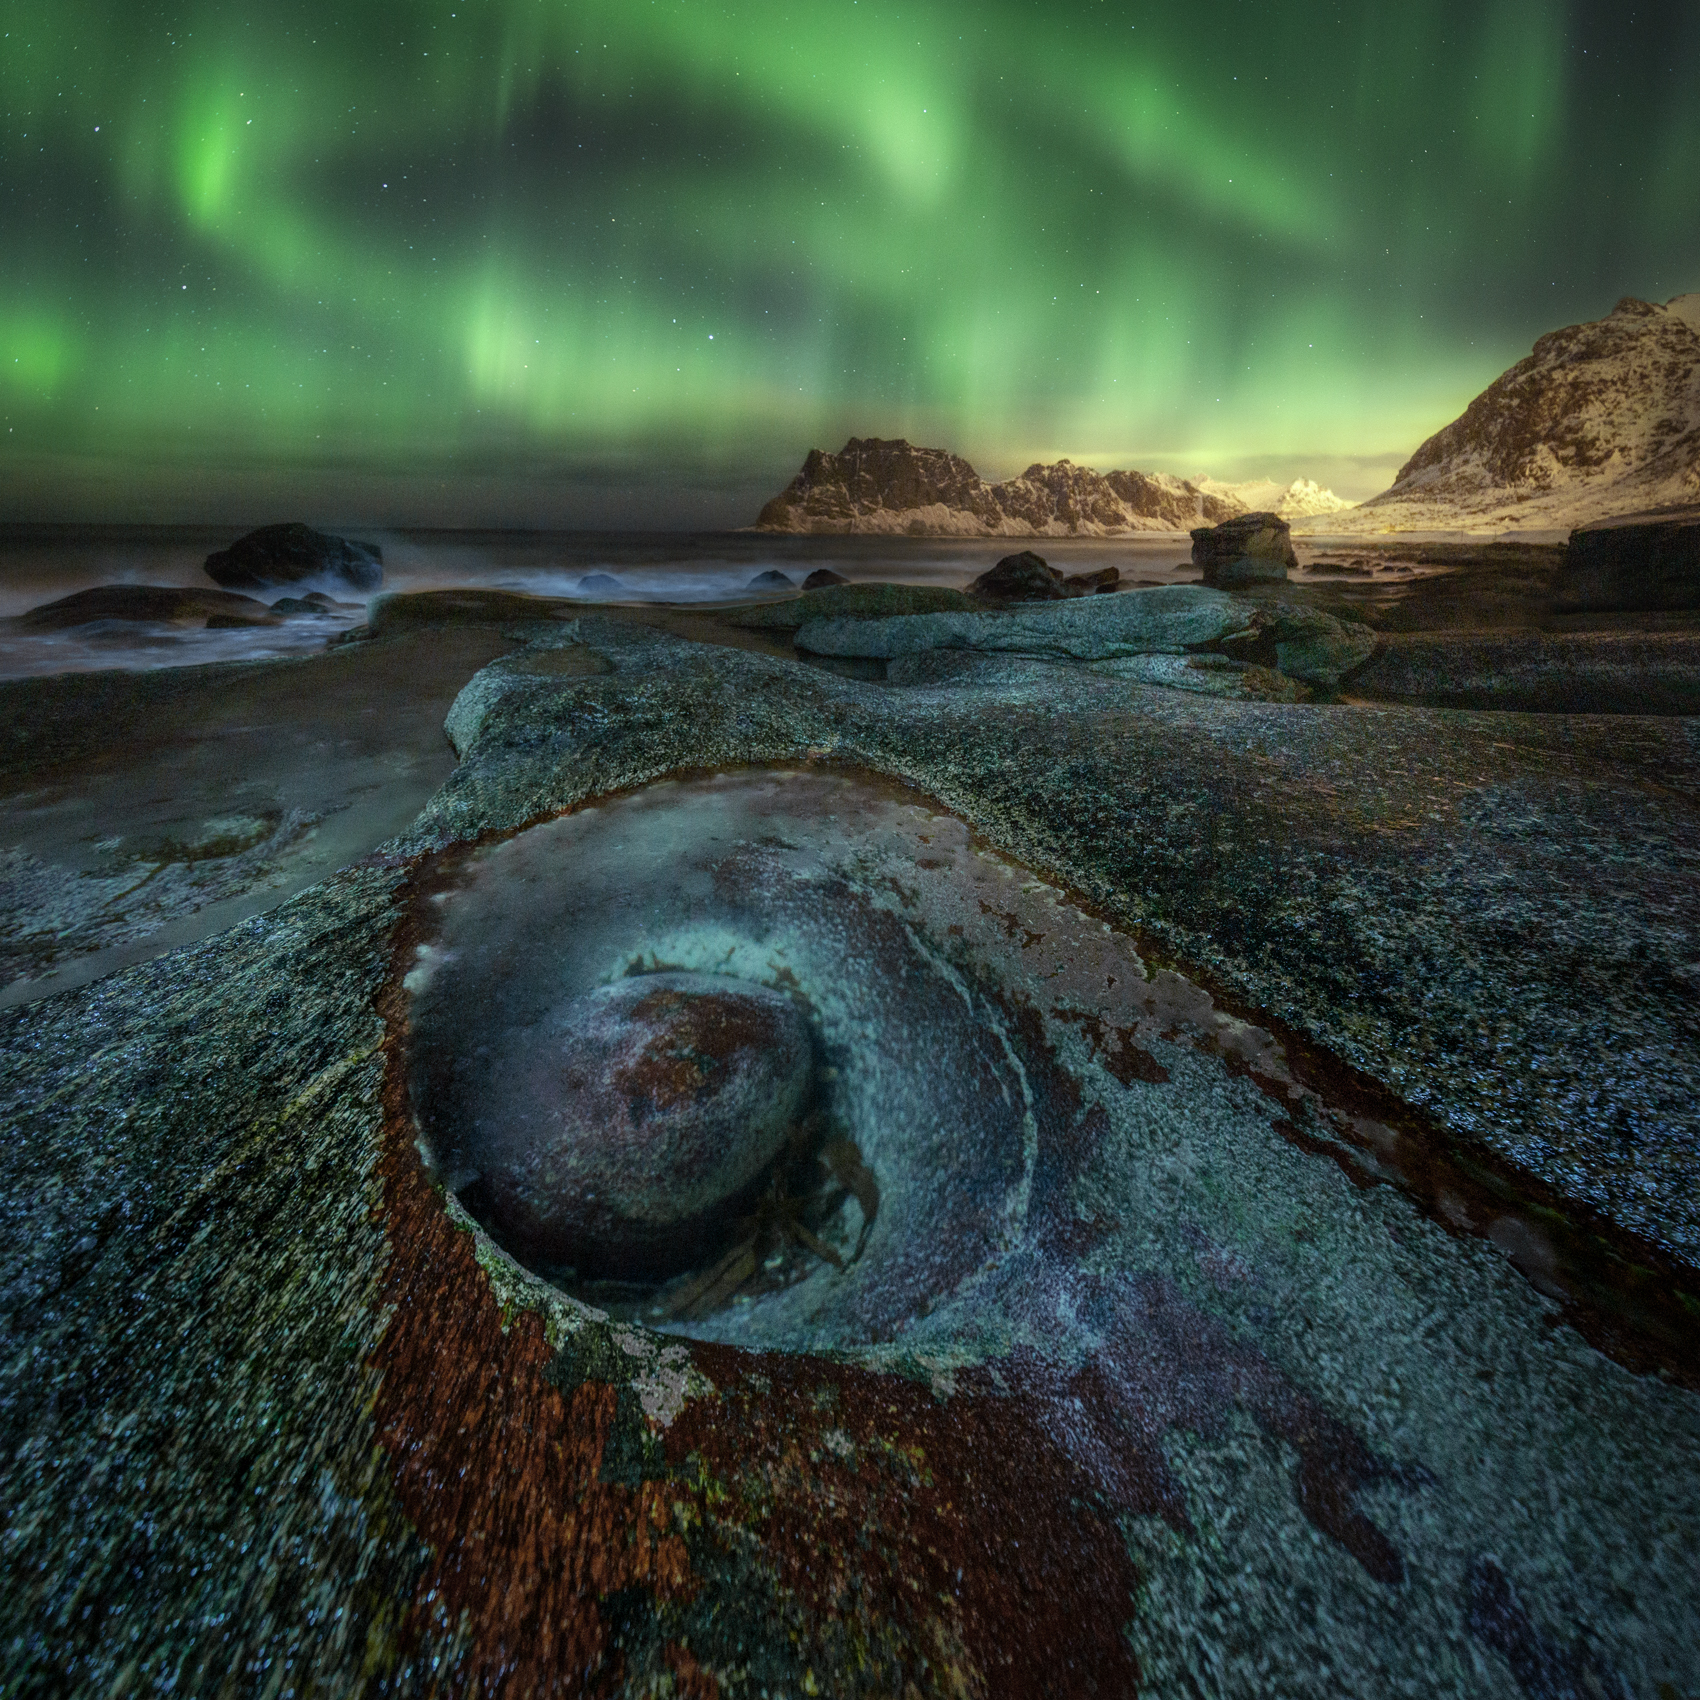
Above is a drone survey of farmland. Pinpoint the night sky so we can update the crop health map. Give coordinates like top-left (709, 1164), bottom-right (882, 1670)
top-left (4, 0), bottom-right (1697, 526)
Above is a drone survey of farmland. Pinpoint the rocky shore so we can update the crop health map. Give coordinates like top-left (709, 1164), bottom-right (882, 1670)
top-left (2, 549), bottom-right (1698, 1695)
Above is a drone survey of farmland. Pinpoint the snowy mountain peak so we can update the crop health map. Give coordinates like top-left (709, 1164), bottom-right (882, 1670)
top-left (1329, 294), bottom-right (1700, 531)
top-left (1192, 475), bottom-right (1355, 520)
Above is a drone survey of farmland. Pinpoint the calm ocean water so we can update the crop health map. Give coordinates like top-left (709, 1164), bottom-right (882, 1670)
top-left (0, 525), bottom-right (1210, 679)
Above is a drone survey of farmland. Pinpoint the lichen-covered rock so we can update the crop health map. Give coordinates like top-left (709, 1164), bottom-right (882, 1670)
top-left (1191, 511), bottom-right (1298, 586)
top-left (795, 584), bottom-right (1252, 660)
top-left (1217, 603), bottom-right (1379, 691)
top-left (204, 523), bottom-right (384, 593)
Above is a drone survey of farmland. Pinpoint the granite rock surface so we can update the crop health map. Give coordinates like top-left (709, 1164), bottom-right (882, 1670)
top-left (2, 614), bottom-right (1697, 1698)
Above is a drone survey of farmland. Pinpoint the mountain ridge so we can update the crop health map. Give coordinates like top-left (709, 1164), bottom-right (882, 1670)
top-left (753, 438), bottom-right (1258, 536)
top-left (1311, 293), bottom-right (1700, 533)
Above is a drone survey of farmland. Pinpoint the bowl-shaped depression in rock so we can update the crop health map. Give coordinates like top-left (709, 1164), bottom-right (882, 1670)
top-left (406, 767), bottom-right (1037, 1344)
top-left (479, 970), bottom-right (813, 1278)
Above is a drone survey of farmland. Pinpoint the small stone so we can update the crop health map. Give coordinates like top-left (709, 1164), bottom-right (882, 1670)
top-left (1190, 512), bottom-right (1297, 587)
top-left (482, 972), bottom-right (813, 1278)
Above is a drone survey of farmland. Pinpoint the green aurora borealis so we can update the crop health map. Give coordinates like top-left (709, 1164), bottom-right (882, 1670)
top-left (3, 0), bottom-right (1698, 524)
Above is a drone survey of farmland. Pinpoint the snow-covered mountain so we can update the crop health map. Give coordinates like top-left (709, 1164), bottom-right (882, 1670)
top-left (1192, 476), bottom-right (1355, 521)
top-left (754, 438), bottom-right (1242, 535)
top-left (1316, 294), bottom-right (1700, 533)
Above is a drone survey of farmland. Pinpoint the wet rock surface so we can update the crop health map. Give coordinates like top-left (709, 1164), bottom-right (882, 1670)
top-left (1, 611), bottom-right (1698, 1697)
top-left (204, 521), bottom-right (384, 593)
top-left (433, 970), bottom-right (813, 1279)
top-left (13, 584), bottom-right (281, 630)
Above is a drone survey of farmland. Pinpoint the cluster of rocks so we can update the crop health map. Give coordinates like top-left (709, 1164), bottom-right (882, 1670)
top-left (966, 550), bottom-right (1120, 600)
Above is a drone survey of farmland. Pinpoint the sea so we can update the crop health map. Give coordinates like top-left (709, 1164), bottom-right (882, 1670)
top-left (0, 524), bottom-right (1220, 680)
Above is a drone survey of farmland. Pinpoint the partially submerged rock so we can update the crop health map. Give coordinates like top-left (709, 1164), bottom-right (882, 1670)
top-left (577, 571), bottom-right (629, 597)
top-left (1192, 511), bottom-right (1298, 587)
top-left (1556, 518), bottom-right (1700, 612)
top-left (747, 569), bottom-right (795, 590)
top-left (13, 585), bottom-right (280, 630)
top-left (969, 549), bottom-right (1071, 600)
top-left (801, 567), bottom-right (849, 589)
top-left (204, 522), bottom-right (383, 593)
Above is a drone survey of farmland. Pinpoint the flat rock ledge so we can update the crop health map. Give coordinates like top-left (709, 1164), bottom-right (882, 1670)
top-left (2, 617), bottom-right (1697, 1698)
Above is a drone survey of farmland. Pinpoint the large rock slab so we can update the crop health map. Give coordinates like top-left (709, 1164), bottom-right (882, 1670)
top-left (205, 522), bottom-right (384, 593)
top-left (3, 619), bottom-right (1698, 1696)
top-left (727, 579), bottom-right (980, 630)
top-left (13, 585), bottom-right (280, 630)
top-left (794, 584), bottom-right (1253, 661)
top-left (1556, 517), bottom-right (1700, 611)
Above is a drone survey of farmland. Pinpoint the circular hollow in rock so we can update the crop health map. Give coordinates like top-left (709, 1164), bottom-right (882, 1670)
top-left (479, 971), bottom-right (812, 1278)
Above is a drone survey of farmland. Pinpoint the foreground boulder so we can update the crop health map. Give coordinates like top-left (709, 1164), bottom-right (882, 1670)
top-left (1191, 512), bottom-right (1297, 586)
top-left (1555, 518), bottom-right (1700, 611)
top-left (204, 523), bottom-right (384, 593)
top-left (14, 585), bottom-right (279, 630)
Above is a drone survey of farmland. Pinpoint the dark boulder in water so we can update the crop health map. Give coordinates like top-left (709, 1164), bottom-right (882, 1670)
top-left (577, 571), bottom-right (629, 597)
top-left (747, 569), bottom-right (796, 590)
top-left (14, 585), bottom-right (279, 630)
top-left (204, 523), bottom-right (384, 593)
top-left (969, 550), bottom-right (1070, 601)
top-left (802, 567), bottom-right (850, 589)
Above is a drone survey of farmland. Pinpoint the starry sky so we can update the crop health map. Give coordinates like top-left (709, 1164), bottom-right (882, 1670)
top-left (3, 0), bottom-right (1697, 526)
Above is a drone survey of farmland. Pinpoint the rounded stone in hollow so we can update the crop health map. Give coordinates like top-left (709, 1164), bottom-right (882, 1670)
top-left (482, 971), bottom-right (813, 1278)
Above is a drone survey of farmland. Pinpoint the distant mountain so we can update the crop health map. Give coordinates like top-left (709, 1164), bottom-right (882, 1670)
top-left (1320, 294), bottom-right (1700, 532)
top-left (1193, 475), bottom-right (1355, 520)
top-left (754, 438), bottom-right (1242, 535)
